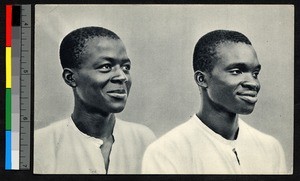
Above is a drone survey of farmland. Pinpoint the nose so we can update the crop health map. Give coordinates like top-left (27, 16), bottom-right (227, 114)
top-left (111, 67), bottom-right (129, 83)
top-left (241, 73), bottom-right (260, 92)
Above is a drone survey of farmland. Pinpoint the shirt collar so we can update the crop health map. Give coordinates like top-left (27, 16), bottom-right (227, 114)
top-left (67, 117), bottom-right (105, 147)
top-left (191, 114), bottom-right (241, 147)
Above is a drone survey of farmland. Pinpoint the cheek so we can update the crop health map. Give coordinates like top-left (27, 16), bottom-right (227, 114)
top-left (216, 75), bottom-right (240, 90)
top-left (92, 75), bottom-right (111, 88)
top-left (81, 78), bottom-right (108, 98)
top-left (125, 76), bottom-right (132, 91)
top-left (208, 77), bottom-right (238, 99)
top-left (209, 86), bottom-right (232, 103)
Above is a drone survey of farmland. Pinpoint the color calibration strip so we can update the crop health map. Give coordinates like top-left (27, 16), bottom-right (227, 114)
top-left (5, 4), bottom-right (31, 170)
top-left (6, 4), bottom-right (13, 170)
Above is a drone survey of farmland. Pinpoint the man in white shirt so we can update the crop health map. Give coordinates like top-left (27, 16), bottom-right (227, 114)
top-left (142, 30), bottom-right (287, 174)
top-left (34, 26), bottom-right (156, 174)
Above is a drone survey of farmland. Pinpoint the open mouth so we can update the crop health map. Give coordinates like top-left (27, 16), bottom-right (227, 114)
top-left (237, 91), bottom-right (258, 104)
top-left (106, 89), bottom-right (127, 99)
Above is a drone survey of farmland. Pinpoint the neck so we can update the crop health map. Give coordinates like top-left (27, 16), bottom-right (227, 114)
top-left (197, 94), bottom-right (239, 140)
top-left (72, 99), bottom-right (116, 139)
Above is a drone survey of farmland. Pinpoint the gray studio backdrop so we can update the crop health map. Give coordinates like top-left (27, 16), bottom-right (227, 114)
top-left (34, 5), bottom-right (294, 173)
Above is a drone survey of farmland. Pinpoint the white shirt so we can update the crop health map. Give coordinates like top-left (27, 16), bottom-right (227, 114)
top-left (142, 114), bottom-right (287, 174)
top-left (34, 117), bottom-right (156, 174)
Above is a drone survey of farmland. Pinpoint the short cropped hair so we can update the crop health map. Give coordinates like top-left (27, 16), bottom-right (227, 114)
top-left (193, 30), bottom-right (252, 73)
top-left (59, 26), bottom-right (120, 69)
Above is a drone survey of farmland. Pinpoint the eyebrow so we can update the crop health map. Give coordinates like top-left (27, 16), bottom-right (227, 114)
top-left (226, 63), bottom-right (261, 70)
top-left (100, 56), bottom-right (131, 63)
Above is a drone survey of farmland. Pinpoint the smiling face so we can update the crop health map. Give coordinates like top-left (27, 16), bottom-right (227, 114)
top-left (73, 37), bottom-right (132, 114)
top-left (205, 42), bottom-right (261, 114)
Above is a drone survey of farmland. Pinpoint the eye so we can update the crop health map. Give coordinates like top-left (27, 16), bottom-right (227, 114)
top-left (98, 64), bottom-right (112, 72)
top-left (230, 69), bottom-right (242, 75)
top-left (122, 64), bottom-right (131, 72)
top-left (253, 71), bottom-right (260, 79)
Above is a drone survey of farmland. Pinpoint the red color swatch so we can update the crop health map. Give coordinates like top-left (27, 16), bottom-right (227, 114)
top-left (6, 5), bottom-right (12, 47)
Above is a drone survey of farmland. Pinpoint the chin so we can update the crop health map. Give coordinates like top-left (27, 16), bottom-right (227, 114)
top-left (103, 99), bottom-right (127, 113)
top-left (112, 108), bottom-right (125, 113)
top-left (110, 105), bottom-right (126, 113)
top-left (238, 107), bottom-right (255, 115)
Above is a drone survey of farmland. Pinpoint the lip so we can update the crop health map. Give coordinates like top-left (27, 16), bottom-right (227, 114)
top-left (106, 89), bottom-right (127, 99)
top-left (237, 91), bottom-right (258, 104)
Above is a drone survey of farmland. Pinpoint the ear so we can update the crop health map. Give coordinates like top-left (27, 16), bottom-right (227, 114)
top-left (194, 70), bottom-right (208, 88)
top-left (62, 68), bottom-right (77, 87)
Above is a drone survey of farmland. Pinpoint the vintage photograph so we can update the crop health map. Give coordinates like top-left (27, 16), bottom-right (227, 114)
top-left (34, 5), bottom-right (293, 174)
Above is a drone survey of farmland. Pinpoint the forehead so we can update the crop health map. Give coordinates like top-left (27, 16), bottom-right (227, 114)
top-left (83, 36), bottom-right (126, 54)
top-left (214, 42), bottom-right (259, 67)
top-left (78, 36), bottom-right (128, 66)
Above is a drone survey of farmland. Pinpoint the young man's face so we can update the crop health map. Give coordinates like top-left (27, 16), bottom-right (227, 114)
top-left (205, 42), bottom-right (261, 114)
top-left (73, 37), bottom-right (132, 114)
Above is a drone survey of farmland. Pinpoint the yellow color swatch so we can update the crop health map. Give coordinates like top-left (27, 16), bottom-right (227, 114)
top-left (6, 47), bottom-right (11, 88)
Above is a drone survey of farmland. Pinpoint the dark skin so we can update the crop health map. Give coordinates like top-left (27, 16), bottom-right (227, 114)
top-left (194, 42), bottom-right (260, 140)
top-left (71, 97), bottom-right (115, 172)
top-left (62, 37), bottom-right (131, 173)
top-left (71, 99), bottom-right (115, 140)
top-left (196, 97), bottom-right (239, 140)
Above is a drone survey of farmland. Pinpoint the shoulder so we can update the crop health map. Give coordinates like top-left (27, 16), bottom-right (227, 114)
top-left (239, 119), bottom-right (287, 172)
top-left (34, 118), bottom-right (69, 173)
top-left (34, 118), bottom-right (69, 144)
top-left (115, 118), bottom-right (156, 143)
top-left (239, 119), bottom-right (283, 148)
top-left (143, 116), bottom-right (197, 171)
top-left (146, 116), bottom-right (197, 153)
top-left (116, 118), bottom-right (154, 135)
